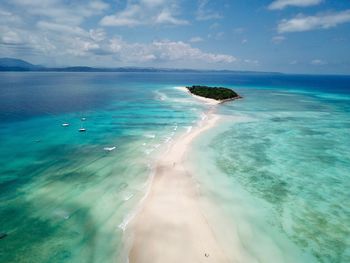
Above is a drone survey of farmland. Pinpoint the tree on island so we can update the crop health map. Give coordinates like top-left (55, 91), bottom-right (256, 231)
top-left (186, 85), bottom-right (241, 101)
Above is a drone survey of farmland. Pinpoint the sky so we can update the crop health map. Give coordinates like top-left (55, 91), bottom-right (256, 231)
top-left (0, 0), bottom-right (350, 74)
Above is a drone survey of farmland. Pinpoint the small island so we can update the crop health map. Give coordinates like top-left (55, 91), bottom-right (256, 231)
top-left (186, 85), bottom-right (241, 102)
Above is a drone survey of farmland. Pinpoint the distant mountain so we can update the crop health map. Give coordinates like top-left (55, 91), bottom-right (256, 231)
top-left (0, 57), bottom-right (282, 74)
top-left (0, 58), bottom-right (43, 71)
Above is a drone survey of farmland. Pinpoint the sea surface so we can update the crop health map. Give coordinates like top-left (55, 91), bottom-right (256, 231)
top-left (0, 72), bottom-right (349, 263)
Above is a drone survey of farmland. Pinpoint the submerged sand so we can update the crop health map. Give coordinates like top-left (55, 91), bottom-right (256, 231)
top-left (128, 111), bottom-right (230, 263)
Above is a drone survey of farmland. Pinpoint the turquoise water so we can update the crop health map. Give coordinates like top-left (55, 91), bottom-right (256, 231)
top-left (0, 73), bottom-right (205, 262)
top-left (190, 87), bottom-right (350, 263)
top-left (1, 72), bottom-right (349, 262)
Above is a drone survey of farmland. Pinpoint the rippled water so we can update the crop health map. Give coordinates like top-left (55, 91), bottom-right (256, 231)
top-left (1, 72), bottom-right (349, 263)
top-left (190, 87), bottom-right (350, 263)
top-left (0, 73), bottom-right (205, 262)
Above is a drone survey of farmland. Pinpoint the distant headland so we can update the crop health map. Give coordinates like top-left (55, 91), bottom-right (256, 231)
top-left (186, 85), bottom-right (242, 103)
top-left (0, 58), bottom-right (282, 74)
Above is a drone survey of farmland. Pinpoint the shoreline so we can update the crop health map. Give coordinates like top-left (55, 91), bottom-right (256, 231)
top-left (174, 86), bottom-right (220, 105)
top-left (127, 111), bottom-right (229, 263)
top-left (175, 86), bottom-right (241, 105)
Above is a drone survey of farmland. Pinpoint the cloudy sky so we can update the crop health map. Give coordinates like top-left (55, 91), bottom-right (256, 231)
top-left (0, 0), bottom-right (350, 74)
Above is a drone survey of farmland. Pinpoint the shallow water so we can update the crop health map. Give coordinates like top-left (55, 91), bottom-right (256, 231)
top-left (1, 72), bottom-right (349, 262)
top-left (190, 87), bottom-right (350, 263)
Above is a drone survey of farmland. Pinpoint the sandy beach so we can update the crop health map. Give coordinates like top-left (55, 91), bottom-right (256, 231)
top-left (128, 111), bottom-right (229, 263)
top-left (174, 86), bottom-right (222, 105)
top-left (175, 86), bottom-right (240, 105)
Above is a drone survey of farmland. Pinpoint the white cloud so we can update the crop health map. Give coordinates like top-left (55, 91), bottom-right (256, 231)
top-left (65, 39), bottom-right (100, 57)
top-left (100, 5), bottom-right (141, 27)
top-left (11, 0), bottom-right (109, 25)
top-left (1, 22), bottom-right (236, 65)
top-left (272, 35), bottom-right (286, 44)
top-left (0, 10), bottom-right (22, 25)
top-left (268, 0), bottom-right (322, 10)
top-left (155, 9), bottom-right (189, 25)
top-left (89, 29), bottom-right (107, 42)
top-left (189, 37), bottom-right (204, 43)
top-left (88, 0), bottom-right (110, 12)
top-left (196, 0), bottom-right (222, 21)
top-left (241, 39), bottom-right (248, 44)
top-left (311, 59), bottom-right (327, 65)
top-left (68, 38), bottom-right (235, 64)
top-left (0, 29), bottom-right (23, 44)
top-left (0, 1), bottom-right (109, 58)
top-left (109, 38), bottom-right (123, 53)
top-left (0, 24), bottom-right (58, 54)
top-left (102, 17), bottom-right (140, 27)
top-left (105, 40), bottom-right (236, 64)
top-left (100, 1), bottom-right (188, 27)
top-left (0, 0), bottom-right (238, 67)
top-left (149, 40), bottom-right (235, 63)
top-left (278, 10), bottom-right (350, 33)
top-left (37, 21), bottom-right (87, 37)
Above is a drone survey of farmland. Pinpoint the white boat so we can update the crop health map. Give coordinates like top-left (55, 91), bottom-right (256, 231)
top-left (81, 117), bottom-right (86, 121)
top-left (104, 146), bottom-right (116, 151)
top-left (62, 123), bottom-right (70, 127)
top-left (79, 120), bottom-right (86, 132)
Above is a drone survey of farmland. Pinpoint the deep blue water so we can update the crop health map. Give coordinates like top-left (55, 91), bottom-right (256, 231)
top-left (1, 72), bottom-right (350, 122)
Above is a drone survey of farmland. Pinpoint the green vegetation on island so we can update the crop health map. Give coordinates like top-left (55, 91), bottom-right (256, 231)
top-left (186, 85), bottom-right (241, 101)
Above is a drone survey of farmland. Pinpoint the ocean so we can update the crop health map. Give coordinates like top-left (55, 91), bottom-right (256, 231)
top-left (0, 72), bottom-right (349, 262)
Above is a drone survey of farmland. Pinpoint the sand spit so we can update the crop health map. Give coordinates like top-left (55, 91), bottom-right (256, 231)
top-left (127, 112), bottom-right (230, 263)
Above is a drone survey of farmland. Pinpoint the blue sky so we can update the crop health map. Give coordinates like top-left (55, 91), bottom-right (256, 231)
top-left (1, 0), bottom-right (350, 74)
